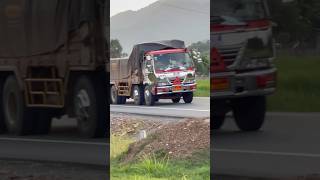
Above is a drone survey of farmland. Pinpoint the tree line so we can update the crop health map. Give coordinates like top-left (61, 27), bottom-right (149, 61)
top-left (268, 0), bottom-right (320, 49)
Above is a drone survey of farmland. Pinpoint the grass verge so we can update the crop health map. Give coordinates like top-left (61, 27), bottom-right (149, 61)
top-left (195, 79), bottom-right (210, 97)
top-left (110, 135), bottom-right (210, 180)
top-left (268, 55), bottom-right (320, 112)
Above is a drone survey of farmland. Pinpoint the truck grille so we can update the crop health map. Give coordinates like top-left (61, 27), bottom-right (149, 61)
top-left (170, 79), bottom-right (184, 84)
top-left (218, 45), bottom-right (242, 67)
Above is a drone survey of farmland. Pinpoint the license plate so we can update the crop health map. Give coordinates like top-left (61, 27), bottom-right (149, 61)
top-left (173, 86), bottom-right (182, 91)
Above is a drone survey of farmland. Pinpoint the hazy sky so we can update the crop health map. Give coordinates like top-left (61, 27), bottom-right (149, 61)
top-left (111, 0), bottom-right (159, 16)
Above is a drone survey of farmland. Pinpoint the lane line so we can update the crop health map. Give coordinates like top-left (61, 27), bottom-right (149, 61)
top-left (214, 148), bottom-right (320, 158)
top-left (0, 137), bottom-right (108, 146)
top-left (110, 105), bottom-right (210, 112)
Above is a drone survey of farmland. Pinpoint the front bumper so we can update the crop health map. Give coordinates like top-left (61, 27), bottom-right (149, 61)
top-left (155, 83), bottom-right (197, 95)
top-left (211, 68), bottom-right (277, 99)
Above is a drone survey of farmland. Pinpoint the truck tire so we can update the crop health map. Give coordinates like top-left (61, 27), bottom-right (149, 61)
top-left (213, 114), bottom-right (225, 130)
top-left (183, 92), bottom-right (193, 103)
top-left (110, 86), bottom-right (118, 104)
top-left (144, 85), bottom-right (155, 106)
top-left (133, 85), bottom-right (144, 105)
top-left (2, 76), bottom-right (33, 135)
top-left (0, 77), bottom-right (6, 133)
top-left (233, 96), bottom-right (266, 131)
top-left (172, 97), bottom-right (181, 103)
top-left (73, 75), bottom-right (106, 138)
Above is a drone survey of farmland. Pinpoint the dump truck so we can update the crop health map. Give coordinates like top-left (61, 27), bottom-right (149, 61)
top-left (0, 0), bottom-right (108, 138)
top-left (211, 0), bottom-right (277, 131)
top-left (110, 40), bottom-right (197, 106)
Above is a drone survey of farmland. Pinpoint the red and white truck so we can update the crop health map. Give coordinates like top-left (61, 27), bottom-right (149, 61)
top-left (110, 40), bottom-right (197, 106)
top-left (211, 0), bottom-right (277, 131)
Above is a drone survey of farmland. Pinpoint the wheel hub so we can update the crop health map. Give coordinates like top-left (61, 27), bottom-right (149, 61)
top-left (76, 89), bottom-right (91, 120)
top-left (6, 92), bottom-right (17, 126)
top-left (134, 89), bottom-right (139, 97)
top-left (145, 89), bottom-right (150, 97)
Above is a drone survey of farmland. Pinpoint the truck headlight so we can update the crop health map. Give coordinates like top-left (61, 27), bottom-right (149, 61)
top-left (157, 78), bottom-right (169, 86)
top-left (184, 79), bottom-right (196, 84)
top-left (184, 73), bottom-right (196, 84)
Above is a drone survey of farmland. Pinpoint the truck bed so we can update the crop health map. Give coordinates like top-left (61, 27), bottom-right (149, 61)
top-left (110, 58), bottom-right (130, 84)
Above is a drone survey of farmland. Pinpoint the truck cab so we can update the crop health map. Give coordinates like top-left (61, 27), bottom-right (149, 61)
top-left (142, 48), bottom-right (197, 105)
top-left (211, 0), bottom-right (277, 131)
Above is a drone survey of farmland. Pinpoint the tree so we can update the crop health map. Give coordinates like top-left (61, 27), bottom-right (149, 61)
top-left (268, 0), bottom-right (320, 48)
top-left (188, 40), bottom-right (210, 76)
top-left (110, 39), bottom-right (123, 58)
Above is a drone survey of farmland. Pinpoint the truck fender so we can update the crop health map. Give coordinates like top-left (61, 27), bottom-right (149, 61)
top-left (0, 66), bottom-right (24, 92)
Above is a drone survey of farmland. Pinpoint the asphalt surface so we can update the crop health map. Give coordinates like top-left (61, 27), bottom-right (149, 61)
top-left (110, 97), bottom-right (210, 118)
top-left (0, 117), bottom-right (108, 166)
top-left (213, 112), bottom-right (320, 178)
top-left (0, 97), bottom-right (210, 167)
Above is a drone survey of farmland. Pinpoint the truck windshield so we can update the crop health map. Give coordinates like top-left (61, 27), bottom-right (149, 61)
top-left (211, 0), bottom-right (267, 23)
top-left (153, 53), bottom-right (194, 72)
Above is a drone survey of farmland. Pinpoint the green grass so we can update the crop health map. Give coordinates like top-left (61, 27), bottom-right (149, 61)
top-left (110, 136), bottom-right (210, 180)
top-left (111, 135), bottom-right (134, 159)
top-left (267, 55), bottom-right (320, 112)
top-left (195, 79), bottom-right (210, 97)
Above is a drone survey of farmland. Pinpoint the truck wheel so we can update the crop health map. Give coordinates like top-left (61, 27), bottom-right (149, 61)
top-left (183, 92), bottom-right (193, 103)
top-left (213, 115), bottom-right (225, 130)
top-left (233, 96), bottom-right (266, 131)
top-left (172, 97), bottom-right (181, 103)
top-left (0, 78), bottom-right (6, 133)
top-left (2, 76), bottom-right (33, 135)
top-left (110, 86), bottom-right (118, 104)
top-left (73, 75), bottom-right (106, 138)
top-left (133, 85), bottom-right (144, 105)
top-left (144, 86), bottom-right (155, 106)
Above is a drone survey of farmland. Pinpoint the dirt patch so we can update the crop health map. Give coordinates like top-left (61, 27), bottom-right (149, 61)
top-left (122, 118), bottom-right (210, 162)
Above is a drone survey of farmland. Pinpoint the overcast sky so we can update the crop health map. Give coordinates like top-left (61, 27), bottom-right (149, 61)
top-left (110, 0), bottom-right (159, 16)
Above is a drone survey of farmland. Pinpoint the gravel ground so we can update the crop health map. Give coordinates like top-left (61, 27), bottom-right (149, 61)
top-left (0, 160), bottom-right (108, 180)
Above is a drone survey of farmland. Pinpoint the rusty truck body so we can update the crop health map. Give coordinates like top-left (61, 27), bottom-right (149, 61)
top-left (211, 0), bottom-right (277, 131)
top-left (110, 40), bottom-right (197, 106)
top-left (0, 0), bottom-right (108, 137)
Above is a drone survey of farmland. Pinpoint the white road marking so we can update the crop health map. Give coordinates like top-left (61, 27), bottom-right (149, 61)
top-left (111, 105), bottom-right (210, 112)
top-left (214, 148), bottom-right (320, 158)
top-left (0, 137), bottom-right (108, 146)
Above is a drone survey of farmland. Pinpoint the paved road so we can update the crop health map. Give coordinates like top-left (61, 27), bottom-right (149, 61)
top-left (0, 118), bottom-right (108, 166)
top-left (0, 96), bottom-right (210, 167)
top-left (110, 97), bottom-right (210, 118)
top-left (213, 112), bottom-right (320, 178)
